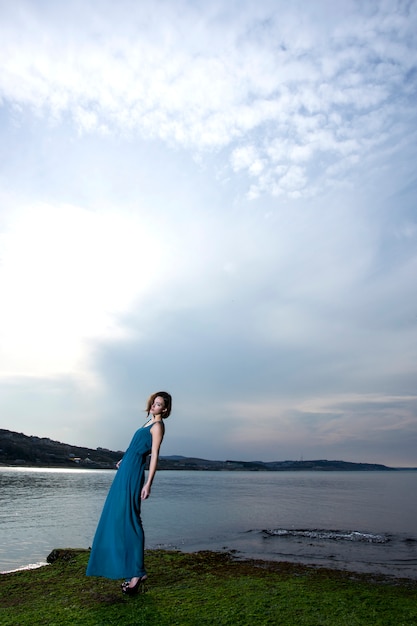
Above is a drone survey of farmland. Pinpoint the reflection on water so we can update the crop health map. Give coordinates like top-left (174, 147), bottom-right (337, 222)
top-left (0, 468), bottom-right (114, 571)
top-left (1, 468), bottom-right (417, 578)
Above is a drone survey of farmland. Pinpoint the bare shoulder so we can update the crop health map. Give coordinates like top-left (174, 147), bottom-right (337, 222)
top-left (151, 421), bottom-right (165, 436)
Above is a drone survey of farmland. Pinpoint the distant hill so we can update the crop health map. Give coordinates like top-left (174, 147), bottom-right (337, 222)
top-left (158, 455), bottom-right (396, 472)
top-left (0, 429), bottom-right (399, 470)
top-left (0, 429), bottom-right (123, 469)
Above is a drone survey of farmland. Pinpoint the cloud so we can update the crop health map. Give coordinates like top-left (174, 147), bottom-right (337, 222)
top-left (223, 392), bottom-right (417, 463)
top-left (0, 1), bottom-right (416, 466)
top-left (1, 0), bottom-right (416, 198)
top-left (85, 193), bottom-right (417, 459)
top-left (0, 201), bottom-right (168, 377)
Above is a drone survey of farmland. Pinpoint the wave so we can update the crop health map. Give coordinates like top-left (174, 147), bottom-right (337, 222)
top-left (261, 528), bottom-right (390, 544)
top-left (1, 561), bottom-right (48, 574)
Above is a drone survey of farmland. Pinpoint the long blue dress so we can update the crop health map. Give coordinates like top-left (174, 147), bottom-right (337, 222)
top-left (86, 421), bottom-right (159, 579)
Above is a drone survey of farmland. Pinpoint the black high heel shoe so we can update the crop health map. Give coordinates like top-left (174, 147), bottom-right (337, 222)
top-left (121, 575), bottom-right (147, 595)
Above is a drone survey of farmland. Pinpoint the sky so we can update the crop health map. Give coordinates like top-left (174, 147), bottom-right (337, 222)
top-left (1, 0), bottom-right (416, 467)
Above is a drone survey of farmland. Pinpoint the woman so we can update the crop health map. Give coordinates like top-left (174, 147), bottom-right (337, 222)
top-left (86, 391), bottom-right (172, 594)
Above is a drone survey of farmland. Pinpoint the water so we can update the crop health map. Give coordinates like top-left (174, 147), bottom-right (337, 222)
top-left (1, 468), bottom-right (416, 579)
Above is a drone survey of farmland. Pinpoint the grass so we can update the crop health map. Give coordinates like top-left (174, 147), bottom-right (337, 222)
top-left (1, 549), bottom-right (417, 625)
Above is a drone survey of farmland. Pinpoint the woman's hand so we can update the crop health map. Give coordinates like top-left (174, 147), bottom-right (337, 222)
top-left (116, 459), bottom-right (122, 469)
top-left (141, 483), bottom-right (151, 500)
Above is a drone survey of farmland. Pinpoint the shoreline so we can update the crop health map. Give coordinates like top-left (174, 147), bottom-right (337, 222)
top-left (2, 547), bottom-right (417, 586)
top-left (170, 529), bottom-right (417, 582)
top-left (1, 548), bottom-right (417, 625)
top-left (3, 462), bottom-right (414, 468)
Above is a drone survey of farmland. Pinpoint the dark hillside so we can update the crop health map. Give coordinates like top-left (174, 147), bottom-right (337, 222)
top-left (0, 429), bottom-right (399, 470)
top-left (0, 429), bottom-right (122, 468)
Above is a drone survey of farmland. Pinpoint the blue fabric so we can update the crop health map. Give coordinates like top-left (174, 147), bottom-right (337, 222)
top-left (86, 423), bottom-right (155, 579)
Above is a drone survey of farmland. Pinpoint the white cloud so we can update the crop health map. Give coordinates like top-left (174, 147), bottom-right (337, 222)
top-left (230, 145), bottom-right (259, 172)
top-left (0, 0), bottom-right (415, 198)
top-left (0, 0), bottom-right (416, 466)
top-left (0, 202), bottom-right (166, 377)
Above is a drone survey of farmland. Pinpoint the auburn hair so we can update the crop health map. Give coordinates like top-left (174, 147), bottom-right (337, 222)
top-left (145, 391), bottom-right (172, 418)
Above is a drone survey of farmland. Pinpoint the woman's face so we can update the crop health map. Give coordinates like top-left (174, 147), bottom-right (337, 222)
top-left (150, 396), bottom-right (166, 416)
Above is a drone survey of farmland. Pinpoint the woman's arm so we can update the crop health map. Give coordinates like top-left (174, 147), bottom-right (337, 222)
top-left (141, 423), bottom-right (164, 500)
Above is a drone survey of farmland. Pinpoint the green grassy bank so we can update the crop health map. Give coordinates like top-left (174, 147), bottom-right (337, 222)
top-left (1, 549), bottom-right (416, 625)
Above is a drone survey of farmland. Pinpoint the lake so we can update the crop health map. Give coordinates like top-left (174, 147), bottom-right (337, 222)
top-left (1, 468), bottom-right (416, 579)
